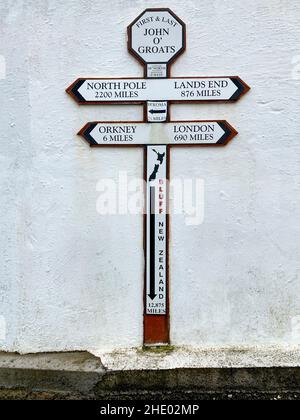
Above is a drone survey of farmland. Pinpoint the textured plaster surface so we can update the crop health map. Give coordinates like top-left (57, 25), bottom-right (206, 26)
top-left (0, 0), bottom-right (299, 356)
top-left (96, 347), bottom-right (300, 371)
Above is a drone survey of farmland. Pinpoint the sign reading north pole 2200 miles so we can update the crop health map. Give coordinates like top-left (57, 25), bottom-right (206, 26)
top-left (68, 77), bottom-right (249, 104)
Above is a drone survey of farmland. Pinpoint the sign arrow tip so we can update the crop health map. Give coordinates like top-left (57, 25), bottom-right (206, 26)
top-left (77, 123), bottom-right (98, 146)
top-left (217, 121), bottom-right (238, 145)
top-left (66, 79), bottom-right (86, 103)
top-left (230, 77), bottom-right (251, 101)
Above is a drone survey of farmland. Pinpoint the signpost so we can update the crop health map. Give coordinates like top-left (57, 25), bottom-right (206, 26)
top-left (66, 8), bottom-right (250, 346)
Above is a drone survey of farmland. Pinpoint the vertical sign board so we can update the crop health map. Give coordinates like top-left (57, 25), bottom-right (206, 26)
top-left (146, 146), bottom-right (167, 315)
top-left (66, 8), bottom-right (250, 346)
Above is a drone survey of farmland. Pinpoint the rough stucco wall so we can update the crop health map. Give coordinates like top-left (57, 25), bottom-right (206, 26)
top-left (0, 0), bottom-right (299, 353)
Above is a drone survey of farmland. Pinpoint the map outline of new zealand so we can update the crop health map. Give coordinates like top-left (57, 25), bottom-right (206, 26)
top-left (149, 149), bottom-right (166, 182)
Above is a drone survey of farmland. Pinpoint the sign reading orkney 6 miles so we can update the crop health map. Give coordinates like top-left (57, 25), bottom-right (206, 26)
top-left (66, 8), bottom-right (250, 345)
top-left (79, 121), bottom-right (237, 146)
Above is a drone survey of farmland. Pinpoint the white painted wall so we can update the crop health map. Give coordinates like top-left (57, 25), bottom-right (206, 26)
top-left (0, 0), bottom-right (299, 354)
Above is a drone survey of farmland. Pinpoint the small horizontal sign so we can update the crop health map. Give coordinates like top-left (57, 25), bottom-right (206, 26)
top-left (147, 63), bottom-right (167, 78)
top-left (147, 101), bottom-right (168, 122)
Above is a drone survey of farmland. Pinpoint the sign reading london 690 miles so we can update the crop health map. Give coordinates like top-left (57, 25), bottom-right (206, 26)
top-left (79, 121), bottom-right (237, 146)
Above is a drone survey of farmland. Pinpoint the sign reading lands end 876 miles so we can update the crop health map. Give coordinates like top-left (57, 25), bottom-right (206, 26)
top-left (128, 8), bottom-right (186, 77)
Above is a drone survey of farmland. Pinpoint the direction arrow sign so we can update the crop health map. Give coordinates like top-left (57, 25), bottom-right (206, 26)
top-left (66, 77), bottom-right (249, 104)
top-left (78, 121), bottom-right (238, 146)
top-left (128, 8), bottom-right (186, 78)
top-left (147, 101), bottom-right (168, 122)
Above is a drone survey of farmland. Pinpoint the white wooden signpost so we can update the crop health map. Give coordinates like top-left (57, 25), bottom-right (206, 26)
top-left (67, 8), bottom-right (250, 345)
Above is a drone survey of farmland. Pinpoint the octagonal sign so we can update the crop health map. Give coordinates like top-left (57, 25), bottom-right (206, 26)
top-left (128, 8), bottom-right (186, 75)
